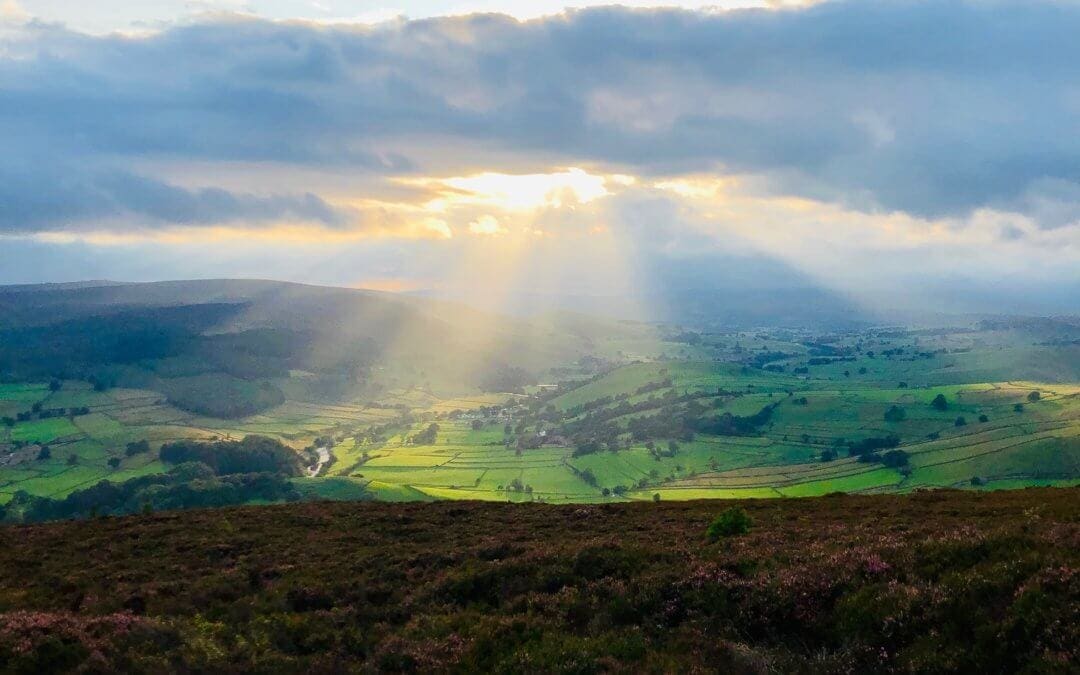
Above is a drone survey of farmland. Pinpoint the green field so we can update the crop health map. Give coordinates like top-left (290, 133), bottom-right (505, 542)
top-left (2, 325), bottom-right (1078, 504)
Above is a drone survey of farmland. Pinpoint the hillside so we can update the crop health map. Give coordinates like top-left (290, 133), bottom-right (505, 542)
top-left (0, 279), bottom-right (658, 408)
top-left (0, 488), bottom-right (1075, 672)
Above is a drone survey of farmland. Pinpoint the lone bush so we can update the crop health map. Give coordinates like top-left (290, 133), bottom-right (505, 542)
top-left (707, 507), bottom-right (751, 541)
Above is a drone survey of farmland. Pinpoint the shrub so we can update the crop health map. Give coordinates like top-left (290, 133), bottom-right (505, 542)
top-left (978, 414), bottom-right (989, 423)
top-left (955, 416), bottom-right (967, 427)
top-left (707, 507), bottom-right (751, 541)
top-left (930, 394), bottom-right (948, 411)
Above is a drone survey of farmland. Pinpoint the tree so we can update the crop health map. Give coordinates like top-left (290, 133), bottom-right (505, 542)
top-left (881, 449), bottom-right (909, 468)
top-left (652, 493), bottom-right (661, 502)
top-left (884, 406), bottom-right (907, 423)
top-left (108, 457), bottom-right (121, 469)
top-left (931, 394), bottom-right (948, 411)
top-left (1027, 391), bottom-right (1041, 402)
top-left (37, 446), bottom-right (51, 460)
top-left (125, 440), bottom-right (151, 457)
top-left (955, 416), bottom-right (967, 427)
top-left (1014, 403), bottom-right (1024, 413)
top-left (978, 414), bottom-right (989, 423)
top-left (471, 419), bottom-right (484, 430)
top-left (49, 379), bottom-right (62, 392)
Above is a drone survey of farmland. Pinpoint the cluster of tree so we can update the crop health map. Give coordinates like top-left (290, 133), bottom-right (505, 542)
top-left (503, 478), bottom-right (534, 494)
top-left (857, 448), bottom-right (910, 468)
top-left (848, 434), bottom-right (901, 457)
top-left (6, 405), bottom-right (91, 426)
top-left (159, 435), bottom-right (302, 476)
top-left (409, 423), bottom-right (440, 446)
top-left (355, 414), bottom-right (415, 445)
top-left (692, 402), bottom-right (780, 437)
top-left (571, 399), bottom-right (780, 456)
top-left (646, 440), bottom-right (679, 460)
top-left (125, 440), bottom-right (151, 457)
top-left (0, 462), bottom-right (302, 523)
top-left (634, 378), bottom-right (675, 395)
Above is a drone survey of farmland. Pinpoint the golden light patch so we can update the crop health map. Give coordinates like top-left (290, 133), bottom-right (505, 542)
top-left (413, 167), bottom-right (612, 212)
top-left (467, 215), bottom-right (507, 236)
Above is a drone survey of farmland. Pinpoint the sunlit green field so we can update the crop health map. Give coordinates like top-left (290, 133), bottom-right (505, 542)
top-left (2, 328), bottom-right (1078, 504)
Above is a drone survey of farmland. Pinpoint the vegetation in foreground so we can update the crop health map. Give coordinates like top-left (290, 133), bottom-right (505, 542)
top-left (0, 488), bottom-right (1075, 673)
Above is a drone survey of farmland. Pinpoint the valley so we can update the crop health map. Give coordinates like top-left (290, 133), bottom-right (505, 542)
top-left (1, 283), bottom-right (1076, 515)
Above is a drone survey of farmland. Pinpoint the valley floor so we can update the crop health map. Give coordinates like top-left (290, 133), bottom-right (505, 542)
top-left (0, 487), bottom-right (1075, 672)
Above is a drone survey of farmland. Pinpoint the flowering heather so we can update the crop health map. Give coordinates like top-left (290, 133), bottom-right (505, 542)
top-left (0, 488), bottom-right (1076, 672)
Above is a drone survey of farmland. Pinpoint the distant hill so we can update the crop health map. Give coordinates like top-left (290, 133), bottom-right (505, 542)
top-left (0, 279), bottom-right (655, 417)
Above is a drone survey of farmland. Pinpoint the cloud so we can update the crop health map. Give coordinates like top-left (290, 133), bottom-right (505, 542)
top-left (0, 160), bottom-right (351, 234)
top-left (1, 1), bottom-right (1080, 239)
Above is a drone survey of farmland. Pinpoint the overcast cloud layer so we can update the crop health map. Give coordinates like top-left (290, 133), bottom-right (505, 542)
top-left (1, 0), bottom-right (1078, 312)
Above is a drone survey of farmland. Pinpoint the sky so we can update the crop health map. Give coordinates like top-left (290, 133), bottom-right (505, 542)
top-left (1, 0), bottom-right (1079, 317)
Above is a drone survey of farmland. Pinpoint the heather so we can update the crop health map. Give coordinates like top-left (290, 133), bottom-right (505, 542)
top-left (0, 488), bottom-right (1076, 673)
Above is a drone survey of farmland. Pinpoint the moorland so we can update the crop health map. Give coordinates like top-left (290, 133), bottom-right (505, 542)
top-left (0, 488), bottom-right (1076, 672)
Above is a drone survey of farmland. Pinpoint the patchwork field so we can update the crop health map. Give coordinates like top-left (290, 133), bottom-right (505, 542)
top-left (2, 325), bottom-right (1078, 505)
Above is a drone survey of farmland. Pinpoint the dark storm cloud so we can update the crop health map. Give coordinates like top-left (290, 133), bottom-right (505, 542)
top-left (3, 0), bottom-right (1080, 232)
